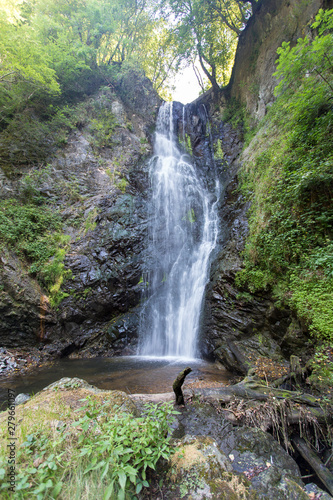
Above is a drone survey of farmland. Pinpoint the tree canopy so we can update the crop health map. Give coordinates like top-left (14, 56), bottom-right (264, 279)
top-left (0, 0), bottom-right (252, 117)
top-left (157, 0), bottom-right (252, 92)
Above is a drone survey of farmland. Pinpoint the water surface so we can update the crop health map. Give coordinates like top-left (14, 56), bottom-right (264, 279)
top-left (0, 356), bottom-right (230, 407)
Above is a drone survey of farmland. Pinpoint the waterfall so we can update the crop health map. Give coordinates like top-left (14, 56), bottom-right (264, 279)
top-left (138, 102), bottom-right (219, 359)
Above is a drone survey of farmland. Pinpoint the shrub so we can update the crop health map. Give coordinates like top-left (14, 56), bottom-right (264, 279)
top-left (0, 398), bottom-right (178, 499)
top-left (236, 9), bottom-right (333, 344)
top-left (0, 199), bottom-right (70, 306)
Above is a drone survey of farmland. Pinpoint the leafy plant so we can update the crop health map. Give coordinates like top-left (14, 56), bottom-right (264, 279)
top-left (214, 138), bottom-right (224, 161)
top-left (116, 177), bottom-right (128, 194)
top-left (89, 108), bottom-right (118, 149)
top-left (308, 344), bottom-right (333, 388)
top-left (182, 208), bottom-right (196, 223)
top-left (84, 208), bottom-right (98, 233)
top-left (0, 398), bottom-right (178, 499)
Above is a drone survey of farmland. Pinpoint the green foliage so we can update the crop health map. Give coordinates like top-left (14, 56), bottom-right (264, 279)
top-left (221, 97), bottom-right (252, 138)
top-left (0, 87), bottom-right (121, 175)
top-left (160, 0), bottom-right (244, 91)
top-left (0, 199), bottom-right (61, 254)
top-left (183, 208), bottom-right (196, 223)
top-left (308, 344), bottom-right (333, 388)
top-left (184, 133), bottom-right (193, 154)
top-left (289, 271), bottom-right (333, 339)
top-left (89, 108), bottom-right (118, 149)
top-left (0, 399), bottom-right (178, 499)
top-left (0, 2), bottom-right (60, 126)
top-left (0, 0), bottom-right (171, 172)
top-left (116, 177), bottom-right (128, 194)
top-left (84, 208), bottom-right (98, 233)
top-left (214, 138), bottom-right (224, 160)
top-left (0, 197), bottom-right (70, 306)
top-left (237, 9), bottom-right (333, 344)
top-left (0, 108), bottom-right (75, 175)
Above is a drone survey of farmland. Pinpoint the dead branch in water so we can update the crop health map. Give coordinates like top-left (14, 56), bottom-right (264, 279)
top-left (173, 367), bottom-right (192, 405)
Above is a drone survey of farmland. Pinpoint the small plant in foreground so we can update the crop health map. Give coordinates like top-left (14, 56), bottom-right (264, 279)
top-left (0, 399), bottom-right (178, 499)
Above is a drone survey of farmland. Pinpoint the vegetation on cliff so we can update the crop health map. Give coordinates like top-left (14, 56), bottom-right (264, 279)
top-left (0, 0), bottom-right (253, 314)
top-left (236, 9), bottom-right (333, 383)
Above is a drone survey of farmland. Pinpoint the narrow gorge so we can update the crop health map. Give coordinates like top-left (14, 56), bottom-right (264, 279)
top-left (0, 0), bottom-right (332, 381)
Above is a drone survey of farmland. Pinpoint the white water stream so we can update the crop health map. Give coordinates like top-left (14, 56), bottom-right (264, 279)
top-left (139, 102), bottom-right (219, 358)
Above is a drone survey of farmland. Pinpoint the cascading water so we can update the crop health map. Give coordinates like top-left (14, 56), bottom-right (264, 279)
top-left (139, 102), bottom-right (219, 359)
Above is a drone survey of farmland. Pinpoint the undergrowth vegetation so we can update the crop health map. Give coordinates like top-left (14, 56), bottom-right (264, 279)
top-left (0, 397), bottom-right (177, 500)
top-left (0, 84), bottom-right (119, 177)
top-left (0, 183), bottom-right (71, 307)
top-left (236, 9), bottom-right (333, 382)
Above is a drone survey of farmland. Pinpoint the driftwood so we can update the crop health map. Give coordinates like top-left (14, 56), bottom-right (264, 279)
top-left (292, 435), bottom-right (333, 496)
top-left (196, 374), bottom-right (321, 407)
top-left (221, 405), bottom-right (331, 427)
top-left (173, 367), bottom-right (192, 405)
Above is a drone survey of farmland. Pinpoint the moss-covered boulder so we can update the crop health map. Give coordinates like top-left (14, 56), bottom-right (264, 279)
top-left (222, 427), bottom-right (309, 499)
top-left (166, 435), bottom-right (256, 499)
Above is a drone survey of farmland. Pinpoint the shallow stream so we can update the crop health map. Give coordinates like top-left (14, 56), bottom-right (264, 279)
top-left (0, 356), bottom-right (231, 407)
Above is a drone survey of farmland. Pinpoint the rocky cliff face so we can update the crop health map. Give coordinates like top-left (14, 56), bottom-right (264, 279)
top-left (0, 71), bottom-right (161, 358)
top-left (228, 0), bottom-right (325, 121)
top-left (196, 0), bottom-right (332, 373)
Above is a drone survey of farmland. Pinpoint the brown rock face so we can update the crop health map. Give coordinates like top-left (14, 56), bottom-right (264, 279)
top-left (228, 0), bottom-right (325, 121)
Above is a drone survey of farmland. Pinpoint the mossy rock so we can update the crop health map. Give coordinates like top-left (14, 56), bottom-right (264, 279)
top-left (41, 377), bottom-right (138, 415)
top-left (223, 427), bottom-right (307, 499)
top-left (166, 435), bottom-right (256, 499)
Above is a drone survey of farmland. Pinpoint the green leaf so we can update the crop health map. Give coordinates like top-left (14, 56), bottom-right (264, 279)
top-left (103, 481), bottom-right (114, 500)
top-left (118, 489), bottom-right (125, 500)
top-left (118, 470), bottom-right (127, 490)
top-left (51, 481), bottom-right (63, 497)
top-left (45, 479), bottom-right (53, 489)
top-left (101, 461), bottom-right (110, 479)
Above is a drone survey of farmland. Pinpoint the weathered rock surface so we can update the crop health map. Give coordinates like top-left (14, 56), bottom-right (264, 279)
top-left (229, 0), bottom-right (325, 121)
top-left (222, 427), bottom-right (308, 499)
top-left (166, 435), bottom-right (236, 499)
top-left (0, 74), bottom-right (161, 355)
top-left (0, 250), bottom-right (54, 346)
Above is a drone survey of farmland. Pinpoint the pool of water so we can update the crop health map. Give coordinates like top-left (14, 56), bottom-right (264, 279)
top-left (0, 356), bottom-right (231, 407)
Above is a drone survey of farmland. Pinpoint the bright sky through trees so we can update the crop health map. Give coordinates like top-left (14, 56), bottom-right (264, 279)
top-left (171, 66), bottom-right (201, 103)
